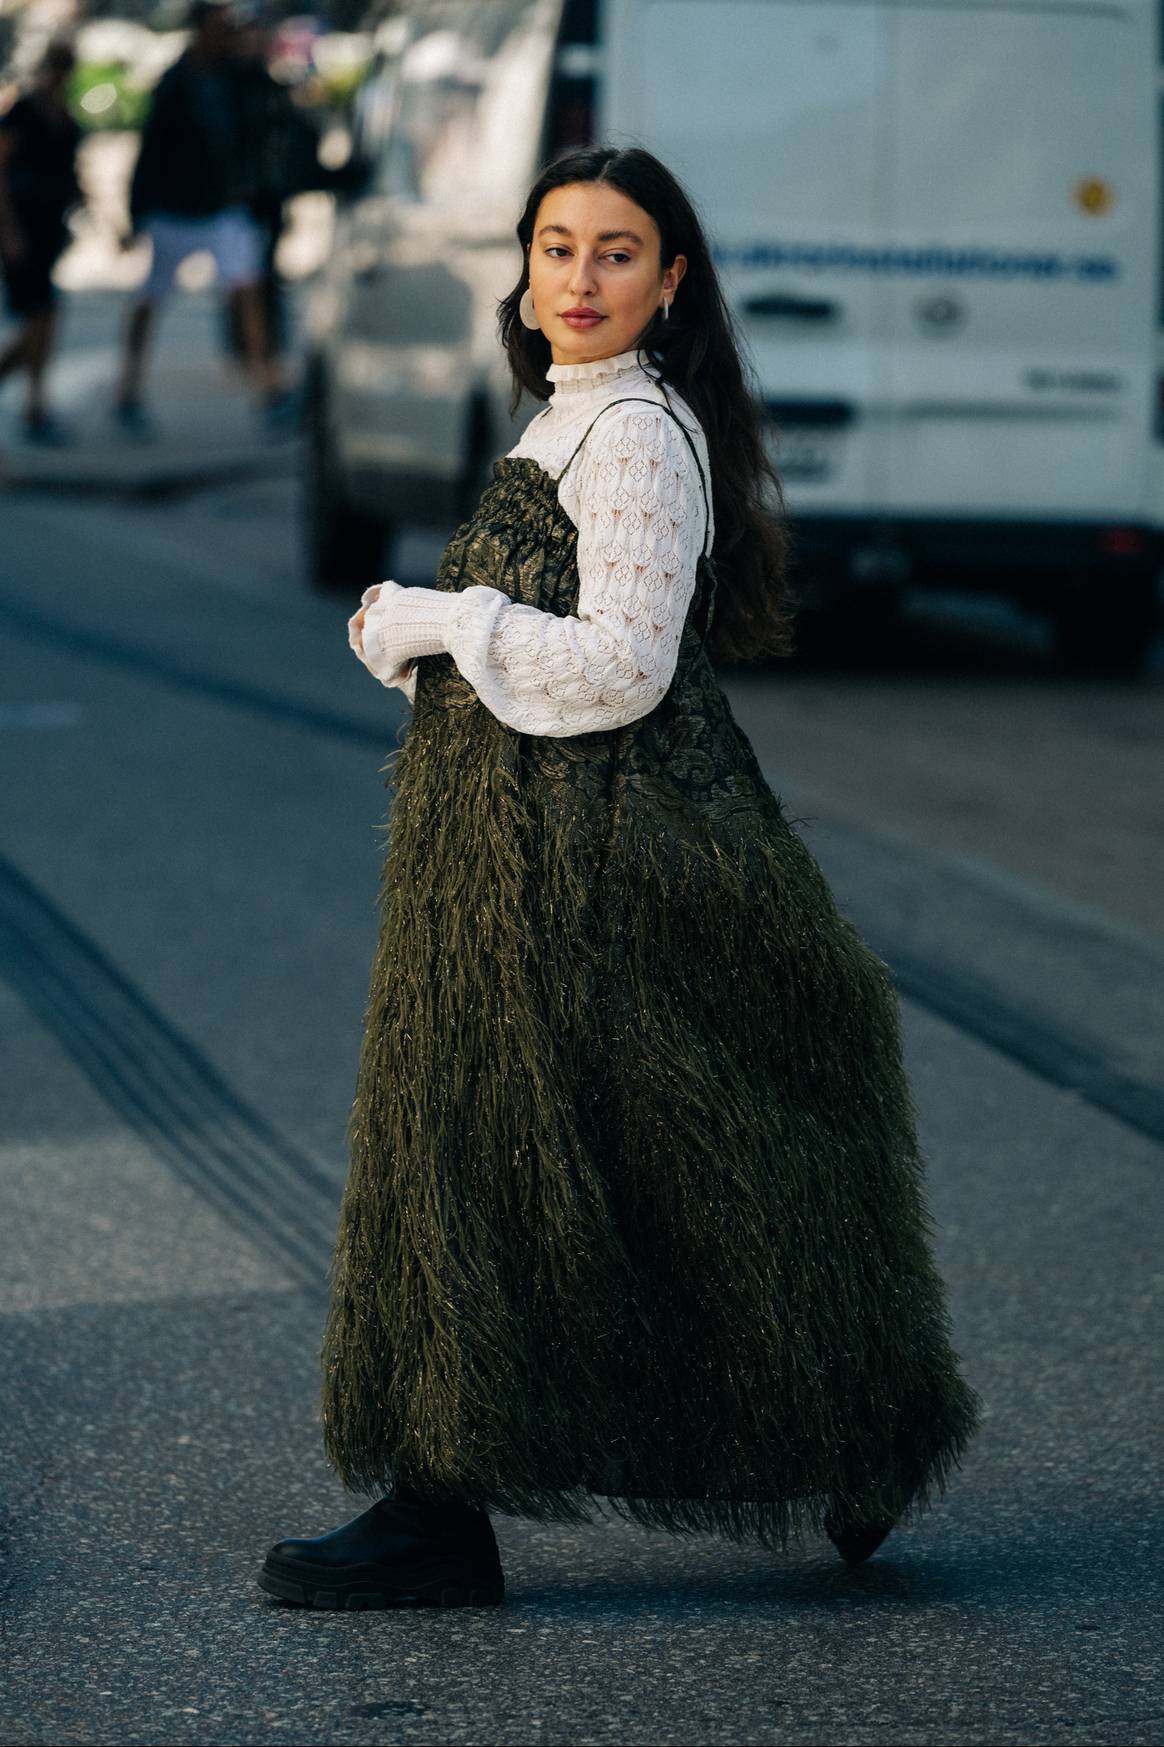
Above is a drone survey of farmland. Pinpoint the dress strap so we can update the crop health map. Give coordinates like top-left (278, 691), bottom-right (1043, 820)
top-left (556, 394), bottom-right (712, 557)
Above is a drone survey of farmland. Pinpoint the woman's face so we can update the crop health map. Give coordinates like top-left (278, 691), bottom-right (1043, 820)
top-left (526, 181), bottom-right (686, 365)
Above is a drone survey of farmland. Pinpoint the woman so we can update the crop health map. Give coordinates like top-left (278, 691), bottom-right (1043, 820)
top-left (260, 145), bottom-right (980, 1610)
top-left (0, 40), bottom-right (82, 446)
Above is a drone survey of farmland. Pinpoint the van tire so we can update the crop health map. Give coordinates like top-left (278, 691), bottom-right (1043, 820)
top-left (838, 584), bottom-right (903, 654)
top-left (1055, 569), bottom-right (1158, 678)
top-left (457, 393), bottom-right (497, 523)
top-left (303, 364), bottom-right (393, 593)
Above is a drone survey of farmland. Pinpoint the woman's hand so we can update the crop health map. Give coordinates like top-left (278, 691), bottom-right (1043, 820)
top-left (348, 604), bottom-right (369, 661)
top-left (348, 581), bottom-right (416, 686)
top-left (347, 583), bottom-right (384, 663)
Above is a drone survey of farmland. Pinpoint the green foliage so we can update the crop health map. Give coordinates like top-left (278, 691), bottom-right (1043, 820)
top-left (68, 63), bottom-right (153, 133)
top-left (316, 61), bottom-right (369, 107)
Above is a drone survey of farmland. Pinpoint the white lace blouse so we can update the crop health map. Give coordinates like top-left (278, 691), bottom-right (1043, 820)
top-left (352, 348), bottom-right (714, 735)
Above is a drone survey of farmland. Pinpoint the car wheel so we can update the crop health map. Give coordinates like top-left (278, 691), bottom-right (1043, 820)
top-left (1056, 567), bottom-right (1158, 678)
top-left (303, 366), bottom-right (393, 593)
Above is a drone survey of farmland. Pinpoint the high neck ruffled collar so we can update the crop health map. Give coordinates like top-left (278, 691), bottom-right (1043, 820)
top-left (544, 348), bottom-right (651, 393)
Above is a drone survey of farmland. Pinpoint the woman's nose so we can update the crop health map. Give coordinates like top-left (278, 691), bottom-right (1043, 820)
top-left (568, 253), bottom-right (598, 294)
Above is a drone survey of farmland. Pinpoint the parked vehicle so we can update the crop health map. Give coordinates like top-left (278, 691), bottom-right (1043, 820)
top-left (305, 0), bottom-right (1161, 673)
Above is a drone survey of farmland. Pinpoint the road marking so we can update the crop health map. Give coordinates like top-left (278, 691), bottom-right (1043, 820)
top-left (0, 851), bottom-right (336, 1287)
top-left (0, 592), bottom-right (393, 750)
top-left (876, 940), bottom-right (1164, 1144)
top-left (0, 702), bottom-right (83, 728)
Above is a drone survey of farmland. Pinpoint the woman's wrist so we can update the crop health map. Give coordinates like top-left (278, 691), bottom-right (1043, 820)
top-left (358, 583), bottom-right (458, 685)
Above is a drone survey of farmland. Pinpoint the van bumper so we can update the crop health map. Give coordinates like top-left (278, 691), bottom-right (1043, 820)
top-left (790, 515), bottom-right (1161, 610)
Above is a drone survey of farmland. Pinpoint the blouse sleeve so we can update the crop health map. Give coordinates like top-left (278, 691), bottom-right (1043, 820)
top-left (357, 403), bottom-right (709, 736)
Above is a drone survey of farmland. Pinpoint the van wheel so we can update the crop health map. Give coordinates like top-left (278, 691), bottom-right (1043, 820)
top-left (837, 584), bottom-right (903, 655)
top-left (1055, 569), bottom-right (1158, 678)
top-left (303, 367), bottom-right (393, 593)
top-left (457, 393), bottom-right (496, 523)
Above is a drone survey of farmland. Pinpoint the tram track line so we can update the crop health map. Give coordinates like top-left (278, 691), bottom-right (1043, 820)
top-left (0, 854), bottom-right (337, 1286)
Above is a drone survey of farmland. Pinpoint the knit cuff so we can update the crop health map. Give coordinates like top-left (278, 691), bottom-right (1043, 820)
top-left (360, 583), bottom-right (458, 687)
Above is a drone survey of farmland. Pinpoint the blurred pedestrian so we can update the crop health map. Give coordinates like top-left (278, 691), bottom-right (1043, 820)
top-left (222, 5), bottom-right (324, 372)
top-left (114, 0), bottom-right (291, 437)
top-left (0, 39), bottom-right (82, 446)
top-left (259, 145), bottom-right (980, 1611)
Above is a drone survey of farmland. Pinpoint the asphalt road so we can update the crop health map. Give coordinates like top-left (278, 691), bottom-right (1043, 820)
top-left (1, 467), bottom-right (1162, 1747)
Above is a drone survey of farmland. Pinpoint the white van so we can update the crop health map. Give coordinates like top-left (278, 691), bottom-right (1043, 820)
top-left (306, 0), bottom-right (1161, 672)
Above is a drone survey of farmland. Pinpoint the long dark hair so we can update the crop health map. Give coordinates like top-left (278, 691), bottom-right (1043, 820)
top-left (498, 145), bottom-right (794, 665)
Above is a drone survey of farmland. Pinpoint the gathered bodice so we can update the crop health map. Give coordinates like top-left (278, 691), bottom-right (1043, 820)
top-left (355, 350), bottom-right (717, 738)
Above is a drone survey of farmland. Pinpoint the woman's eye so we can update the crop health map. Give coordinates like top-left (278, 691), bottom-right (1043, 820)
top-left (542, 247), bottom-right (632, 263)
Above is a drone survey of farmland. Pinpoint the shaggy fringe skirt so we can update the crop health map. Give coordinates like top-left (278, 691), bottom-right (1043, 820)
top-left (320, 459), bottom-right (981, 1551)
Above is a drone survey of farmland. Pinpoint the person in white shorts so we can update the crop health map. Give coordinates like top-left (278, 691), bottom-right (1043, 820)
top-left (114, 0), bottom-right (291, 434)
top-left (139, 205), bottom-right (263, 302)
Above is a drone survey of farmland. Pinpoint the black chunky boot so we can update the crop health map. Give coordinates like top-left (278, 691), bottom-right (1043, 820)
top-left (258, 1491), bottom-right (505, 1609)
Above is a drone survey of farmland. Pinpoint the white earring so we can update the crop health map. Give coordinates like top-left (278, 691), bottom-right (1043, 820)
top-left (519, 287), bottom-right (541, 331)
top-left (660, 297), bottom-right (671, 322)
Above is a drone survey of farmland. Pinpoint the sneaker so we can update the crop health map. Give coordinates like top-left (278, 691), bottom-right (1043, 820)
top-left (257, 1495), bottom-right (505, 1610)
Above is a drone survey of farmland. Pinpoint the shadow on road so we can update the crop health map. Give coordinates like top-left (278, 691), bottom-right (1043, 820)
top-left (513, 1503), bottom-right (1160, 1617)
top-left (780, 589), bottom-right (1163, 684)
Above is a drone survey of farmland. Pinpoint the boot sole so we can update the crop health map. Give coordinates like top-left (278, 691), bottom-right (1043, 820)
top-left (258, 1553), bottom-right (504, 1610)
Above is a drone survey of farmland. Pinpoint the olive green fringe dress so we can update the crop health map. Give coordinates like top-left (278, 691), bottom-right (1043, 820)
top-left (321, 407), bottom-right (981, 1552)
